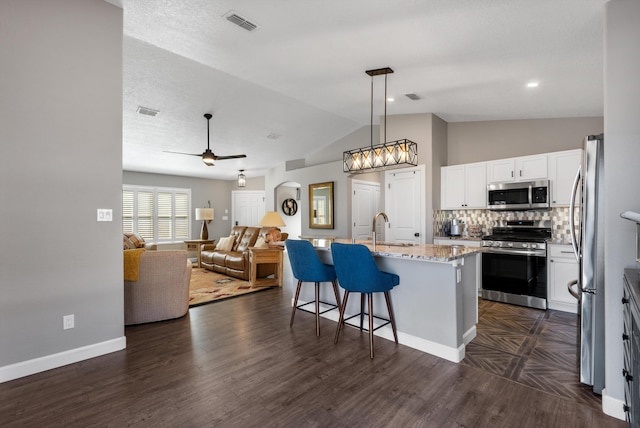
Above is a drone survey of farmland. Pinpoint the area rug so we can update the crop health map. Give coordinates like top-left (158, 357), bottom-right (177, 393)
top-left (189, 268), bottom-right (274, 307)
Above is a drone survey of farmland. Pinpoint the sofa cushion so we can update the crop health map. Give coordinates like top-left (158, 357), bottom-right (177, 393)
top-left (236, 227), bottom-right (260, 252)
top-left (212, 251), bottom-right (228, 266)
top-left (229, 226), bottom-right (247, 251)
top-left (225, 252), bottom-right (246, 270)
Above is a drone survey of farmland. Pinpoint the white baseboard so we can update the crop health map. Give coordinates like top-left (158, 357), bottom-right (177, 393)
top-left (0, 336), bottom-right (126, 383)
top-left (601, 388), bottom-right (626, 421)
top-left (297, 299), bottom-right (467, 363)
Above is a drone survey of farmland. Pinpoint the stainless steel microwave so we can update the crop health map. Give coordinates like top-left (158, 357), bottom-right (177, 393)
top-left (487, 180), bottom-right (551, 211)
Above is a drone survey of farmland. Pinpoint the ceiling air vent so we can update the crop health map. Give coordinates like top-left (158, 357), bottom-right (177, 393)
top-left (225, 12), bottom-right (258, 31)
top-left (136, 106), bottom-right (159, 117)
top-left (405, 93), bottom-right (421, 101)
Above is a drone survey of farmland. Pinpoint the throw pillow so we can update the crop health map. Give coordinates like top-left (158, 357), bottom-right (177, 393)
top-left (215, 236), bottom-right (235, 252)
top-left (254, 237), bottom-right (268, 248)
top-left (123, 234), bottom-right (135, 250)
top-left (125, 232), bottom-right (145, 248)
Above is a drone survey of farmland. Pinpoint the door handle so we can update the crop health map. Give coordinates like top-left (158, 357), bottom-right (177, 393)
top-left (567, 279), bottom-right (580, 300)
top-left (414, 233), bottom-right (420, 237)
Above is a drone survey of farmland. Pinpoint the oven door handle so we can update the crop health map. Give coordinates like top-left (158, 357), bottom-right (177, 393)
top-left (483, 247), bottom-right (546, 257)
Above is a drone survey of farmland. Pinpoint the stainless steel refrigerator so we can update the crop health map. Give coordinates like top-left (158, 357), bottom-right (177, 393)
top-left (569, 134), bottom-right (605, 394)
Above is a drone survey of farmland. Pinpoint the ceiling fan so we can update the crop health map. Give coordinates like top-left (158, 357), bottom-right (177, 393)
top-left (164, 113), bottom-right (246, 166)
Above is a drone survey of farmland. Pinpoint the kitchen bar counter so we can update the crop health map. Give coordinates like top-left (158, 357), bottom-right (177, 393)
top-left (311, 239), bottom-right (483, 263)
top-left (283, 239), bottom-right (479, 362)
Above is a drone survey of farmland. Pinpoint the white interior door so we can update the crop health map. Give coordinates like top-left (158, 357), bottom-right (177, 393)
top-left (232, 191), bottom-right (265, 226)
top-left (385, 166), bottom-right (425, 243)
top-left (351, 180), bottom-right (381, 240)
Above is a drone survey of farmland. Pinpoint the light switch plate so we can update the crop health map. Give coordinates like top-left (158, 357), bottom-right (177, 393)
top-left (97, 209), bottom-right (113, 222)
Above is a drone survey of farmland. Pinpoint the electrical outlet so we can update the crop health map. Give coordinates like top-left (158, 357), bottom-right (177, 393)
top-left (63, 314), bottom-right (74, 330)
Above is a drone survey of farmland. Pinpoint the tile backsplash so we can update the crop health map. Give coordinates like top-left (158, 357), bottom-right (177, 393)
top-left (433, 207), bottom-right (580, 243)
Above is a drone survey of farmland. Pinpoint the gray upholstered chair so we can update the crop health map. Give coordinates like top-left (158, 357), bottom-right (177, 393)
top-left (124, 250), bottom-right (192, 325)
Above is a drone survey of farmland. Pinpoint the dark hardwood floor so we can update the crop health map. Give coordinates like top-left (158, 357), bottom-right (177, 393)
top-left (0, 288), bottom-right (625, 427)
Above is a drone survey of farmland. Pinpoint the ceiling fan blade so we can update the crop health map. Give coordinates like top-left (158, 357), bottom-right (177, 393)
top-left (163, 150), bottom-right (203, 157)
top-left (215, 154), bottom-right (247, 160)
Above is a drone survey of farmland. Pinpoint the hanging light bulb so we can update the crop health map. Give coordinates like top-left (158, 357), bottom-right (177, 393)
top-left (237, 170), bottom-right (246, 188)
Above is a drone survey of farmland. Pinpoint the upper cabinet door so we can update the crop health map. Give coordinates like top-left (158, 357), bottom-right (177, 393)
top-left (516, 154), bottom-right (548, 181)
top-left (487, 154), bottom-right (548, 183)
top-left (487, 158), bottom-right (515, 183)
top-left (465, 162), bottom-right (487, 208)
top-left (441, 162), bottom-right (486, 209)
top-left (548, 149), bottom-right (583, 206)
top-left (441, 165), bottom-right (466, 209)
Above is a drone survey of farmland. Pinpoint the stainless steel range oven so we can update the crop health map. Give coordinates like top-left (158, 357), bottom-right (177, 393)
top-left (481, 220), bottom-right (551, 310)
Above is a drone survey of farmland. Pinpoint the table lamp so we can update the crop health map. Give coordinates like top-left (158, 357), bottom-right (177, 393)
top-left (259, 211), bottom-right (286, 242)
top-left (195, 208), bottom-right (214, 240)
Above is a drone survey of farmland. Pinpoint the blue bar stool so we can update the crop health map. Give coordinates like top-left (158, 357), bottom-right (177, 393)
top-left (331, 242), bottom-right (399, 359)
top-left (285, 239), bottom-right (341, 336)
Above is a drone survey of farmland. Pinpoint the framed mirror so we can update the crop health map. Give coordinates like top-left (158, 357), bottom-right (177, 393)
top-left (309, 182), bottom-right (334, 229)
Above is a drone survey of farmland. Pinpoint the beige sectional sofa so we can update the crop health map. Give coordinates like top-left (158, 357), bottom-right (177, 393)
top-left (124, 250), bottom-right (192, 325)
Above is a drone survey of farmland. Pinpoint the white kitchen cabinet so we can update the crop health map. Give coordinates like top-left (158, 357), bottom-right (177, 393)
top-left (487, 154), bottom-right (548, 183)
top-left (547, 244), bottom-right (579, 313)
top-left (441, 162), bottom-right (486, 209)
top-left (548, 149), bottom-right (582, 206)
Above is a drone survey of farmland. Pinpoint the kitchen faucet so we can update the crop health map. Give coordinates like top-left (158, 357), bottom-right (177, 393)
top-left (372, 212), bottom-right (389, 251)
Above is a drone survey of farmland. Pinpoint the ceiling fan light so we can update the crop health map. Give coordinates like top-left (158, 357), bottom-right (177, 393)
top-left (202, 152), bottom-right (215, 165)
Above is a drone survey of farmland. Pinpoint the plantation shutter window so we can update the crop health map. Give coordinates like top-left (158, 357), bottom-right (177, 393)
top-left (122, 185), bottom-right (191, 242)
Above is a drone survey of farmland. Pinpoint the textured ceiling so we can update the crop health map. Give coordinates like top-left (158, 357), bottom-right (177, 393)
top-left (113, 0), bottom-right (607, 180)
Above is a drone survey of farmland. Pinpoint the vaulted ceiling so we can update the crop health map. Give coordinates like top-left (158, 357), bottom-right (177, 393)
top-left (111, 0), bottom-right (607, 180)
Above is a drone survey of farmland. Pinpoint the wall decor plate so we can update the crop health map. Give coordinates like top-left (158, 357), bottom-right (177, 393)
top-left (282, 198), bottom-right (298, 216)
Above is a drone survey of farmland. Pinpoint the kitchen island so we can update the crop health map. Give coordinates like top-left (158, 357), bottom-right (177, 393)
top-left (282, 240), bottom-right (482, 362)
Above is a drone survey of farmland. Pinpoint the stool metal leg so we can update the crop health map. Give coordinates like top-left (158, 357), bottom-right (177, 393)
top-left (331, 279), bottom-right (341, 308)
top-left (384, 291), bottom-right (398, 344)
top-left (315, 282), bottom-right (321, 336)
top-left (368, 292), bottom-right (375, 359)
top-left (290, 279), bottom-right (303, 327)
top-left (360, 293), bottom-right (365, 331)
top-left (334, 290), bottom-right (350, 344)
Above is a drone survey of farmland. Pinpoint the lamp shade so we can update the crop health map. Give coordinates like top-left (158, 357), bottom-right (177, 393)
top-left (259, 211), bottom-right (286, 227)
top-left (195, 208), bottom-right (214, 221)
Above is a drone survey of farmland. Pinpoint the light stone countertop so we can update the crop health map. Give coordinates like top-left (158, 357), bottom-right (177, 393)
top-left (310, 238), bottom-right (483, 263)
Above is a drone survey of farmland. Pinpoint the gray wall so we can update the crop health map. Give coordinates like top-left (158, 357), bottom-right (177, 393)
top-left (603, 0), bottom-right (640, 409)
top-left (0, 0), bottom-right (124, 367)
top-left (122, 171), bottom-right (264, 241)
top-left (447, 117), bottom-right (604, 165)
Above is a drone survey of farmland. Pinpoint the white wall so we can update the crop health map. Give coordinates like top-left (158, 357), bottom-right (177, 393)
top-left (266, 161), bottom-right (348, 239)
top-left (602, 0), bottom-right (640, 414)
top-left (0, 0), bottom-right (124, 378)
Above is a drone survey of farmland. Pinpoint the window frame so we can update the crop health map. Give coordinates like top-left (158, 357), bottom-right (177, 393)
top-left (122, 184), bottom-right (192, 243)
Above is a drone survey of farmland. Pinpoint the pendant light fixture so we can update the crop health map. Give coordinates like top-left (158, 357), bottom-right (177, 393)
top-left (343, 67), bottom-right (418, 173)
top-left (237, 169), bottom-right (246, 187)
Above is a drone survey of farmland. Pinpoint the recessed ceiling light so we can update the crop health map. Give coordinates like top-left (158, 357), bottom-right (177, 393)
top-left (387, 97), bottom-right (394, 102)
top-left (526, 81), bottom-right (539, 88)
